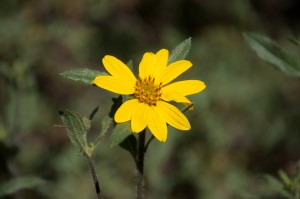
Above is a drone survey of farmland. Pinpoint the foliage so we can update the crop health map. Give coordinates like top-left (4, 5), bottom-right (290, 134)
top-left (60, 68), bottom-right (107, 85)
top-left (0, 177), bottom-right (45, 197)
top-left (243, 32), bottom-right (300, 77)
top-left (1, 1), bottom-right (300, 198)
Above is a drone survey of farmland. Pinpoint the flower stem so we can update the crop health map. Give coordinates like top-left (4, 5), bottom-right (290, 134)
top-left (137, 129), bottom-right (146, 199)
top-left (87, 157), bottom-right (103, 199)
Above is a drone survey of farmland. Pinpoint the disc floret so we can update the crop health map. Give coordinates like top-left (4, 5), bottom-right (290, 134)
top-left (134, 76), bottom-right (162, 106)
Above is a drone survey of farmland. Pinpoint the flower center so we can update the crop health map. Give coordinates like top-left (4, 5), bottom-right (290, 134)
top-left (134, 76), bottom-right (162, 106)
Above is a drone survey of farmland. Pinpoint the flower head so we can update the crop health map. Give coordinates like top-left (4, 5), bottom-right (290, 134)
top-left (93, 49), bottom-right (206, 142)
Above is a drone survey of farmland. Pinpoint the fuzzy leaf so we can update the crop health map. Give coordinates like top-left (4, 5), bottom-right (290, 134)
top-left (60, 110), bottom-right (88, 156)
top-left (243, 32), bottom-right (300, 77)
top-left (168, 37), bottom-right (192, 64)
top-left (110, 122), bottom-right (132, 147)
top-left (119, 134), bottom-right (137, 164)
top-left (94, 116), bottom-right (113, 148)
top-left (0, 176), bottom-right (45, 197)
top-left (60, 68), bottom-right (107, 85)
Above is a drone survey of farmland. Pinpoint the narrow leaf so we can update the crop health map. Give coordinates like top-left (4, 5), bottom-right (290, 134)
top-left (278, 169), bottom-right (291, 187)
top-left (168, 37), bottom-right (192, 64)
top-left (89, 106), bottom-right (99, 120)
top-left (0, 177), bottom-right (45, 197)
top-left (110, 122), bottom-right (132, 147)
top-left (126, 59), bottom-right (134, 71)
top-left (60, 68), bottom-right (107, 85)
top-left (119, 134), bottom-right (137, 164)
top-left (288, 37), bottom-right (300, 46)
top-left (94, 116), bottom-right (113, 147)
top-left (264, 175), bottom-right (284, 190)
top-left (243, 32), bottom-right (300, 77)
top-left (109, 96), bottom-right (123, 118)
top-left (264, 175), bottom-right (292, 198)
top-left (60, 110), bottom-right (88, 156)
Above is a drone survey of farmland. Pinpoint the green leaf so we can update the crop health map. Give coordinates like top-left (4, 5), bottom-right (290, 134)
top-left (126, 59), bottom-right (134, 71)
top-left (94, 116), bottom-right (113, 148)
top-left (119, 134), bottom-right (137, 164)
top-left (0, 176), bottom-right (45, 197)
top-left (89, 106), bottom-right (99, 120)
top-left (264, 174), bottom-right (292, 198)
top-left (279, 169), bottom-right (291, 187)
top-left (60, 68), bottom-right (107, 85)
top-left (288, 37), bottom-right (300, 46)
top-left (109, 96), bottom-right (123, 118)
top-left (110, 122), bottom-right (132, 147)
top-left (59, 110), bottom-right (88, 156)
top-left (243, 32), bottom-right (300, 77)
top-left (168, 37), bottom-right (192, 64)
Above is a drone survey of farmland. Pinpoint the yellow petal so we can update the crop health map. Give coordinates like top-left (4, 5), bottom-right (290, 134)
top-left (131, 103), bottom-right (150, 133)
top-left (156, 101), bottom-right (191, 130)
top-left (139, 49), bottom-right (168, 79)
top-left (162, 80), bottom-right (206, 96)
top-left (93, 76), bottom-right (135, 95)
top-left (139, 52), bottom-right (155, 79)
top-left (148, 106), bottom-right (167, 142)
top-left (151, 49), bottom-right (168, 78)
top-left (156, 60), bottom-right (192, 85)
top-left (102, 55), bottom-right (136, 84)
top-left (115, 99), bottom-right (139, 123)
top-left (161, 92), bottom-right (191, 104)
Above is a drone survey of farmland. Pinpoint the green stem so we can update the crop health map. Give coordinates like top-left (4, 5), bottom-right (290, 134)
top-left (87, 157), bottom-right (103, 199)
top-left (137, 130), bottom-right (146, 199)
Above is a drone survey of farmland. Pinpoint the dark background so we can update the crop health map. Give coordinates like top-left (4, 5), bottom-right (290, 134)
top-left (1, 0), bottom-right (300, 198)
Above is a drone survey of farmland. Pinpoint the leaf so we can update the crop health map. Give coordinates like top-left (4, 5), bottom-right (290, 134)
top-left (59, 110), bottom-right (88, 156)
top-left (264, 174), bottom-right (292, 198)
top-left (110, 122), bottom-right (132, 147)
top-left (89, 106), bottom-right (99, 120)
top-left (243, 32), bottom-right (300, 77)
top-left (119, 134), bottom-right (137, 164)
top-left (60, 68), bottom-right (107, 85)
top-left (288, 37), bottom-right (300, 46)
top-left (0, 176), bottom-right (45, 197)
top-left (168, 37), bottom-right (192, 64)
top-left (94, 116), bottom-right (113, 147)
top-left (278, 169), bottom-right (291, 187)
top-left (109, 96), bottom-right (123, 118)
top-left (126, 59), bottom-right (134, 71)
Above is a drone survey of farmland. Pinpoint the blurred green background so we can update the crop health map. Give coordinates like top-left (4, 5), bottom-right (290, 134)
top-left (1, 0), bottom-right (300, 198)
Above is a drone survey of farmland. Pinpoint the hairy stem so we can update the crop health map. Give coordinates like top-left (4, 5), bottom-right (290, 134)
top-left (137, 130), bottom-right (146, 199)
top-left (87, 157), bottom-right (103, 199)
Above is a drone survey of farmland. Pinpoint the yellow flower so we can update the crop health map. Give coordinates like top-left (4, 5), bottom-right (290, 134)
top-left (93, 49), bottom-right (206, 142)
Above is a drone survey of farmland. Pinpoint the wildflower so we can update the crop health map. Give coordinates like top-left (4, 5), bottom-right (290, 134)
top-left (93, 49), bottom-right (206, 142)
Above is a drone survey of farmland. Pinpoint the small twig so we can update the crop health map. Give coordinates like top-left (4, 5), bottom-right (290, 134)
top-left (136, 130), bottom-right (146, 199)
top-left (87, 157), bottom-right (103, 199)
